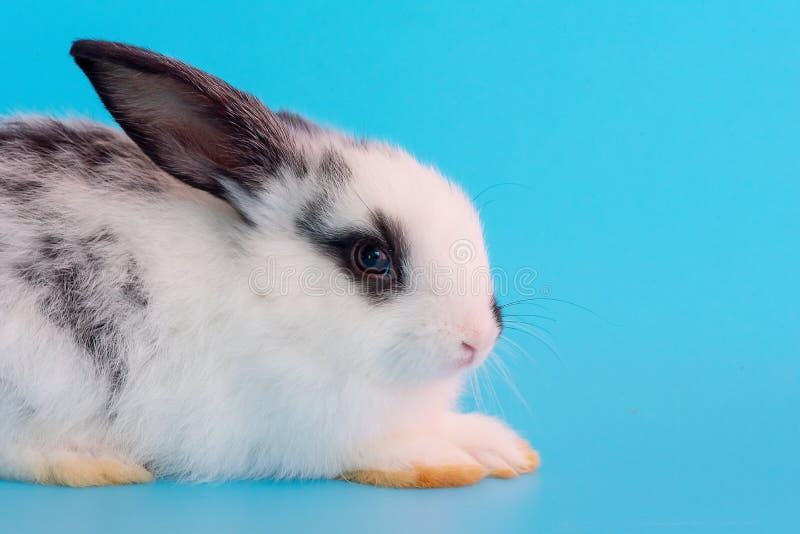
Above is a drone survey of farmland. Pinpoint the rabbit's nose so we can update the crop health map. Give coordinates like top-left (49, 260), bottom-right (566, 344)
top-left (459, 342), bottom-right (478, 367)
top-left (456, 325), bottom-right (498, 368)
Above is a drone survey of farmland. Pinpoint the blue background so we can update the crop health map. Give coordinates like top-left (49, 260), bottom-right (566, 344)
top-left (1, 1), bottom-right (798, 532)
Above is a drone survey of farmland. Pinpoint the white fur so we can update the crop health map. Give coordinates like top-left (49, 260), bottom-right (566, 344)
top-left (0, 108), bottom-right (526, 482)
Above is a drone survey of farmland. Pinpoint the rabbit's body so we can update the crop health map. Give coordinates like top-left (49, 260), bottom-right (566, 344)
top-left (0, 41), bottom-right (539, 487)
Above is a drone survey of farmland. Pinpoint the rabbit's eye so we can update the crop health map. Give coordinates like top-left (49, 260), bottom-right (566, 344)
top-left (352, 240), bottom-right (392, 276)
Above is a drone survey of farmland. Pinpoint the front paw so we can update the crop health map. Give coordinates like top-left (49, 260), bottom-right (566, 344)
top-left (341, 415), bottom-right (539, 489)
top-left (444, 413), bottom-right (540, 479)
top-left (342, 463), bottom-right (487, 489)
top-left (341, 435), bottom-right (488, 488)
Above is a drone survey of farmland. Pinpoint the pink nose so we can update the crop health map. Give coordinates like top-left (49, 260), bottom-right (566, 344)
top-left (460, 341), bottom-right (478, 366)
top-left (456, 318), bottom-right (500, 369)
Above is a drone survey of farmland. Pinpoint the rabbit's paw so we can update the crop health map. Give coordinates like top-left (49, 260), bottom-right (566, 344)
top-left (341, 414), bottom-right (538, 489)
top-left (34, 450), bottom-right (153, 487)
top-left (342, 464), bottom-right (486, 489)
top-left (442, 413), bottom-right (540, 479)
top-left (341, 436), bottom-right (487, 488)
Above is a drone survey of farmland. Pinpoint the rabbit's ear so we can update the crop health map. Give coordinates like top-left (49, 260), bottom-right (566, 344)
top-left (70, 40), bottom-right (295, 222)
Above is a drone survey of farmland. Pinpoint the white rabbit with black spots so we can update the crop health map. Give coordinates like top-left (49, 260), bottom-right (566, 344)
top-left (0, 40), bottom-right (538, 487)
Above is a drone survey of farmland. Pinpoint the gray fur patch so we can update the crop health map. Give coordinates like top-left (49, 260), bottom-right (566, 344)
top-left (277, 111), bottom-right (323, 135)
top-left (15, 228), bottom-right (148, 400)
top-left (121, 257), bottom-right (149, 308)
top-left (0, 178), bottom-right (46, 203)
top-left (0, 118), bottom-right (164, 193)
top-left (318, 148), bottom-right (352, 186)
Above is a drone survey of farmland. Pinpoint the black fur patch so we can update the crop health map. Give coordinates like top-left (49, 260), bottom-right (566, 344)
top-left (277, 111), bottom-right (323, 135)
top-left (492, 296), bottom-right (503, 330)
top-left (276, 111), bottom-right (366, 150)
top-left (297, 200), bottom-right (409, 301)
top-left (121, 257), bottom-right (149, 308)
top-left (15, 228), bottom-right (148, 400)
top-left (0, 178), bottom-right (46, 203)
top-left (0, 119), bottom-right (164, 193)
top-left (318, 148), bottom-right (352, 186)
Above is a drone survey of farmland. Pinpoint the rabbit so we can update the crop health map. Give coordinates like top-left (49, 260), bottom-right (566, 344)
top-left (0, 40), bottom-right (539, 488)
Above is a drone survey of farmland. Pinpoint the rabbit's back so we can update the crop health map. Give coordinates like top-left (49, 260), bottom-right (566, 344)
top-left (0, 117), bottom-right (168, 193)
top-left (0, 118), bottom-right (171, 442)
top-left (0, 116), bottom-right (299, 483)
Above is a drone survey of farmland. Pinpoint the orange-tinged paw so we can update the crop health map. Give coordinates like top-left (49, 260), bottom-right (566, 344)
top-left (34, 452), bottom-right (153, 487)
top-left (485, 441), bottom-right (540, 479)
top-left (515, 439), bottom-right (541, 474)
top-left (342, 463), bottom-right (487, 489)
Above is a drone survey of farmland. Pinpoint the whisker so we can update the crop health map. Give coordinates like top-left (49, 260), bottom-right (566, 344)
top-left (504, 324), bottom-right (565, 367)
top-left (503, 319), bottom-right (554, 337)
top-left (499, 297), bottom-right (544, 309)
top-left (469, 370), bottom-right (485, 413)
top-left (477, 198), bottom-right (500, 212)
top-left (350, 183), bottom-right (380, 225)
top-left (501, 313), bottom-right (557, 322)
top-left (479, 364), bottom-right (504, 417)
top-left (498, 301), bottom-right (551, 312)
top-left (501, 296), bottom-right (615, 325)
top-left (497, 334), bottom-right (536, 366)
top-left (487, 354), bottom-right (531, 415)
top-left (472, 181), bottom-right (531, 202)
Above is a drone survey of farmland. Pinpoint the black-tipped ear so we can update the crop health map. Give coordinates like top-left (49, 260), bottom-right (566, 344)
top-left (70, 39), bottom-right (294, 221)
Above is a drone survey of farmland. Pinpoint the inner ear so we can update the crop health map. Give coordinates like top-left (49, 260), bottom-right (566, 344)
top-left (102, 65), bottom-right (242, 178)
top-left (70, 40), bottom-right (297, 221)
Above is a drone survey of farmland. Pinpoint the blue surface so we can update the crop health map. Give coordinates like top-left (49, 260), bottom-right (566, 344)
top-left (1, 2), bottom-right (798, 532)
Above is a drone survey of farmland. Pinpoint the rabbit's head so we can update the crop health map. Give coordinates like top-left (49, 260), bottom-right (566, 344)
top-left (71, 40), bottom-right (502, 386)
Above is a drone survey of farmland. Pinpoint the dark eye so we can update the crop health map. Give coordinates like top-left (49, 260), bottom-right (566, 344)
top-left (352, 240), bottom-right (392, 276)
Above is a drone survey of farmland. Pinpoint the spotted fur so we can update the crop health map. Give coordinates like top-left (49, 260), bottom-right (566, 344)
top-left (0, 40), bottom-right (533, 487)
